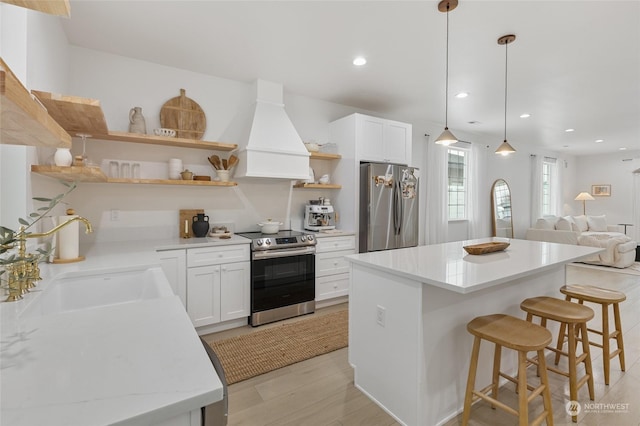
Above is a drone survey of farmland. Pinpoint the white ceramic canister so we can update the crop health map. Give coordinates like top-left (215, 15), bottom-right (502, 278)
top-left (54, 147), bottom-right (73, 167)
top-left (168, 158), bottom-right (182, 179)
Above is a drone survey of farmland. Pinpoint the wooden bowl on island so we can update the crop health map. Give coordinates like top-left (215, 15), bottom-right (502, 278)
top-left (463, 241), bottom-right (510, 255)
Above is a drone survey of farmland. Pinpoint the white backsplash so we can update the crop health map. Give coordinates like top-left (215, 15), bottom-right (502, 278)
top-left (68, 178), bottom-right (330, 244)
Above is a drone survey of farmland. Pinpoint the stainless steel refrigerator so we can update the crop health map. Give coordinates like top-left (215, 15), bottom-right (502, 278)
top-left (359, 162), bottom-right (419, 252)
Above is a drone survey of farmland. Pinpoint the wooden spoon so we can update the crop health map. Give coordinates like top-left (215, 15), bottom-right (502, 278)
top-left (208, 155), bottom-right (222, 170)
top-left (222, 158), bottom-right (228, 170)
top-left (227, 155), bottom-right (239, 171)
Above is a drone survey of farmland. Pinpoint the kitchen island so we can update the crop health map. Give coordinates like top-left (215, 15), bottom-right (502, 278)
top-left (345, 238), bottom-right (603, 426)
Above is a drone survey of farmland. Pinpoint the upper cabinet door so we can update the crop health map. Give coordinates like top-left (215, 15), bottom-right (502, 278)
top-left (358, 115), bottom-right (385, 162)
top-left (384, 120), bottom-right (412, 165)
top-left (356, 114), bottom-right (411, 165)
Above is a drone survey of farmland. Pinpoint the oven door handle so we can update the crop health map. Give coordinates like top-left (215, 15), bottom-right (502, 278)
top-left (252, 246), bottom-right (316, 260)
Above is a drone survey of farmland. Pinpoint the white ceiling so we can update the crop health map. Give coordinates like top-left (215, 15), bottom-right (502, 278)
top-left (61, 0), bottom-right (640, 156)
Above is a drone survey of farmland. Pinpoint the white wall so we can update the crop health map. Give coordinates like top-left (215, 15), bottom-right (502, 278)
top-left (574, 150), bottom-right (640, 240)
top-left (0, 4), bottom-right (69, 232)
top-left (59, 47), bottom-right (377, 242)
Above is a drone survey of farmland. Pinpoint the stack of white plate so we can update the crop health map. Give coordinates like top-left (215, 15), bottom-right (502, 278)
top-left (168, 158), bottom-right (183, 180)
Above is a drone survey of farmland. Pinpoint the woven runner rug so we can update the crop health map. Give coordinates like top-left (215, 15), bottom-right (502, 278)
top-left (208, 310), bottom-right (348, 385)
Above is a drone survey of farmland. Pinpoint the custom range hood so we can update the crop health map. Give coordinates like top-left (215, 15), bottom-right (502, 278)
top-left (231, 79), bottom-right (310, 179)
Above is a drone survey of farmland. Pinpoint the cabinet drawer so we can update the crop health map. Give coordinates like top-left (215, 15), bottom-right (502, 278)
top-left (316, 273), bottom-right (349, 301)
top-left (187, 244), bottom-right (250, 267)
top-left (316, 236), bottom-right (356, 253)
top-left (316, 250), bottom-right (354, 277)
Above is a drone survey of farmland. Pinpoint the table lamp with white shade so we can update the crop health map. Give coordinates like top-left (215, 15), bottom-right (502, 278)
top-left (575, 192), bottom-right (595, 215)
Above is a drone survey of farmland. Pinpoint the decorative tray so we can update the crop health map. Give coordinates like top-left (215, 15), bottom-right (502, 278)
top-left (463, 241), bottom-right (510, 255)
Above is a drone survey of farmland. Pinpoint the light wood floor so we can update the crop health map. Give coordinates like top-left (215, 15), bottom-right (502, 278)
top-left (202, 264), bottom-right (640, 426)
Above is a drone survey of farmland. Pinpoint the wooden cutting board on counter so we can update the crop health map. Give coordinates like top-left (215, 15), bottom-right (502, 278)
top-left (160, 89), bottom-right (206, 140)
top-left (179, 209), bottom-right (204, 239)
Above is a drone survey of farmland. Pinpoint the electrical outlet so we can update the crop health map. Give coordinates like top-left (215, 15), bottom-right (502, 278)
top-left (110, 209), bottom-right (120, 221)
top-left (376, 305), bottom-right (386, 327)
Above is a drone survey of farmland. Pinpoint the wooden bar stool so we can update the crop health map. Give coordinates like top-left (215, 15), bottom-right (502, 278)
top-left (558, 284), bottom-right (626, 385)
top-left (520, 297), bottom-right (595, 423)
top-left (463, 314), bottom-right (554, 426)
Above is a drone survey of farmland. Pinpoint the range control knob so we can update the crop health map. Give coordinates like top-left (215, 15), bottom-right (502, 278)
top-left (300, 235), bottom-right (306, 241)
top-left (265, 239), bottom-right (272, 245)
top-left (306, 234), bottom-right (314, 241)
top-left (256, 239), bottom-right (263, 246)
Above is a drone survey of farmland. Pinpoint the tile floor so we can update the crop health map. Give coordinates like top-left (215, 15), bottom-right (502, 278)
top-left (203, 263), bottom-right (640, 425)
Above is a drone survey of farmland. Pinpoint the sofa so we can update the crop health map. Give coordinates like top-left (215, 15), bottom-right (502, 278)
top-left (525, 214), bottom-right (637, 268)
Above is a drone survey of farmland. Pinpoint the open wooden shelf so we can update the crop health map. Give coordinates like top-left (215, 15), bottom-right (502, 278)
top-left (1, 0), bottom-right (70, 17)
top-left (30, 90), bottom-right (238, 152)
top-left (31, 90), bottom-right (109, 135)
top-left (31, 165), bottom-right (237, 186)
top-left (309, 152), bottom-right (341, 160)
top-left (1, 59), bottom-right (71, 148)
top-left (31, 165), bottom-right (107, 182)
top-left (293, 183), bottom-right (342, 189)
top-left (96, 131), bottom-right (237, 151)
top-left (106, 178), bottom-right (237, 187)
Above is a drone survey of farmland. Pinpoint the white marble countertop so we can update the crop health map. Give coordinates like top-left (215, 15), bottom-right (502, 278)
top-left (309, 230), bottom-right (356, 238)
top-left (292, 229), bottom-right (356, 238)
top-left (345, 238), bottom-right (604, 294)
top-left (0, 235), bottom-right (244, 426)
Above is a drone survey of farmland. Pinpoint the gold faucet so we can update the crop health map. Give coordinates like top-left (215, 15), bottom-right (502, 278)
top-left (4, 215), bottom-right (92, 302)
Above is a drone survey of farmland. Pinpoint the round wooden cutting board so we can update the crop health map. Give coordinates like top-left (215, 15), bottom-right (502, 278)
top-left (160, 89), bottom-right (206, 140)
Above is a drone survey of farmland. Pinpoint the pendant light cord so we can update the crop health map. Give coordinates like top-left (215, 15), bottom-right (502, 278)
top-left (445, 5), bottom-right (450, 128)
top-left (503, 40), bottom-right (508, 141)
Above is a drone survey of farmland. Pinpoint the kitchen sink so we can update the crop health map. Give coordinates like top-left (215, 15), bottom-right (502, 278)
top-left (20, 267), bottom-right (174, 317)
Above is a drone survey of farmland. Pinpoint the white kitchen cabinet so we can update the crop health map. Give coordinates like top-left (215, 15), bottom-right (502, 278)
top-left (316, 274), bottom-right (350, 301)
top-left (316, 235), bottom-right (357, 253)
top-left (357, 114), bottom-right (412, 165)
top-left (220, 261), bottom-right (251, 321)
top-left (187, 244), bottom-right (249, 268)
top-left (315, 235), bottom-right (356, 302)
top-left (186, 244), bottom-right (250, 328)
top-left (187, 265), bottom-right (222, 327)
top-left (157, 249), bottom-right (187, 307)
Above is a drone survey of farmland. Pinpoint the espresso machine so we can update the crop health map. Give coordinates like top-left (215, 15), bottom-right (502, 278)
top-left (304, 199), bottom-right (336, 231)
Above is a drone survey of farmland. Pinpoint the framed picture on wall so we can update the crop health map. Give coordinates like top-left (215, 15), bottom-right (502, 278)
top-left (591, 184), bottom-right (611, 197)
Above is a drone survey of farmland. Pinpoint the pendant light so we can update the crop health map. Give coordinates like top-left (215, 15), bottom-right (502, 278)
top-left (495, 34), bottom-right (516, 155)
top-left (435, 0), bottom-right (458, 146)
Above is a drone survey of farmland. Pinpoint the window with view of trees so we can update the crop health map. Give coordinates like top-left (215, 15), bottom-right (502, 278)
top-left (447, 147), bottom-right (468, 220)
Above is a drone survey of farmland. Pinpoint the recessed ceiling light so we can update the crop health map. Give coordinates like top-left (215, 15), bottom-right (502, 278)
top-left (619, 147), bottom-right (627, 150)
top-left (595, 139), bottom-right (604, 143)
top-left (467, 120), bottom-right (481, 125)
top-left (352, 57), bottom-right (367, 66)
top-left (563, 145), bottom-right (569, 148)
top-left (519, 113), bottom-right (531, 118)
top-left (565, 128), bottom-right (575, 132)
top-left (455, 92), bottom-right (469, 98)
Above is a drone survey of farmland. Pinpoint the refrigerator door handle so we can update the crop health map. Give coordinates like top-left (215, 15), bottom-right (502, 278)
top-left (394, 179), bottom-right (402, 235)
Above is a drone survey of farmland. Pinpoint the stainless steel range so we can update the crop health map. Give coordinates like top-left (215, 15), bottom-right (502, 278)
top-left (237, 230), bottom-right (316, 326)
